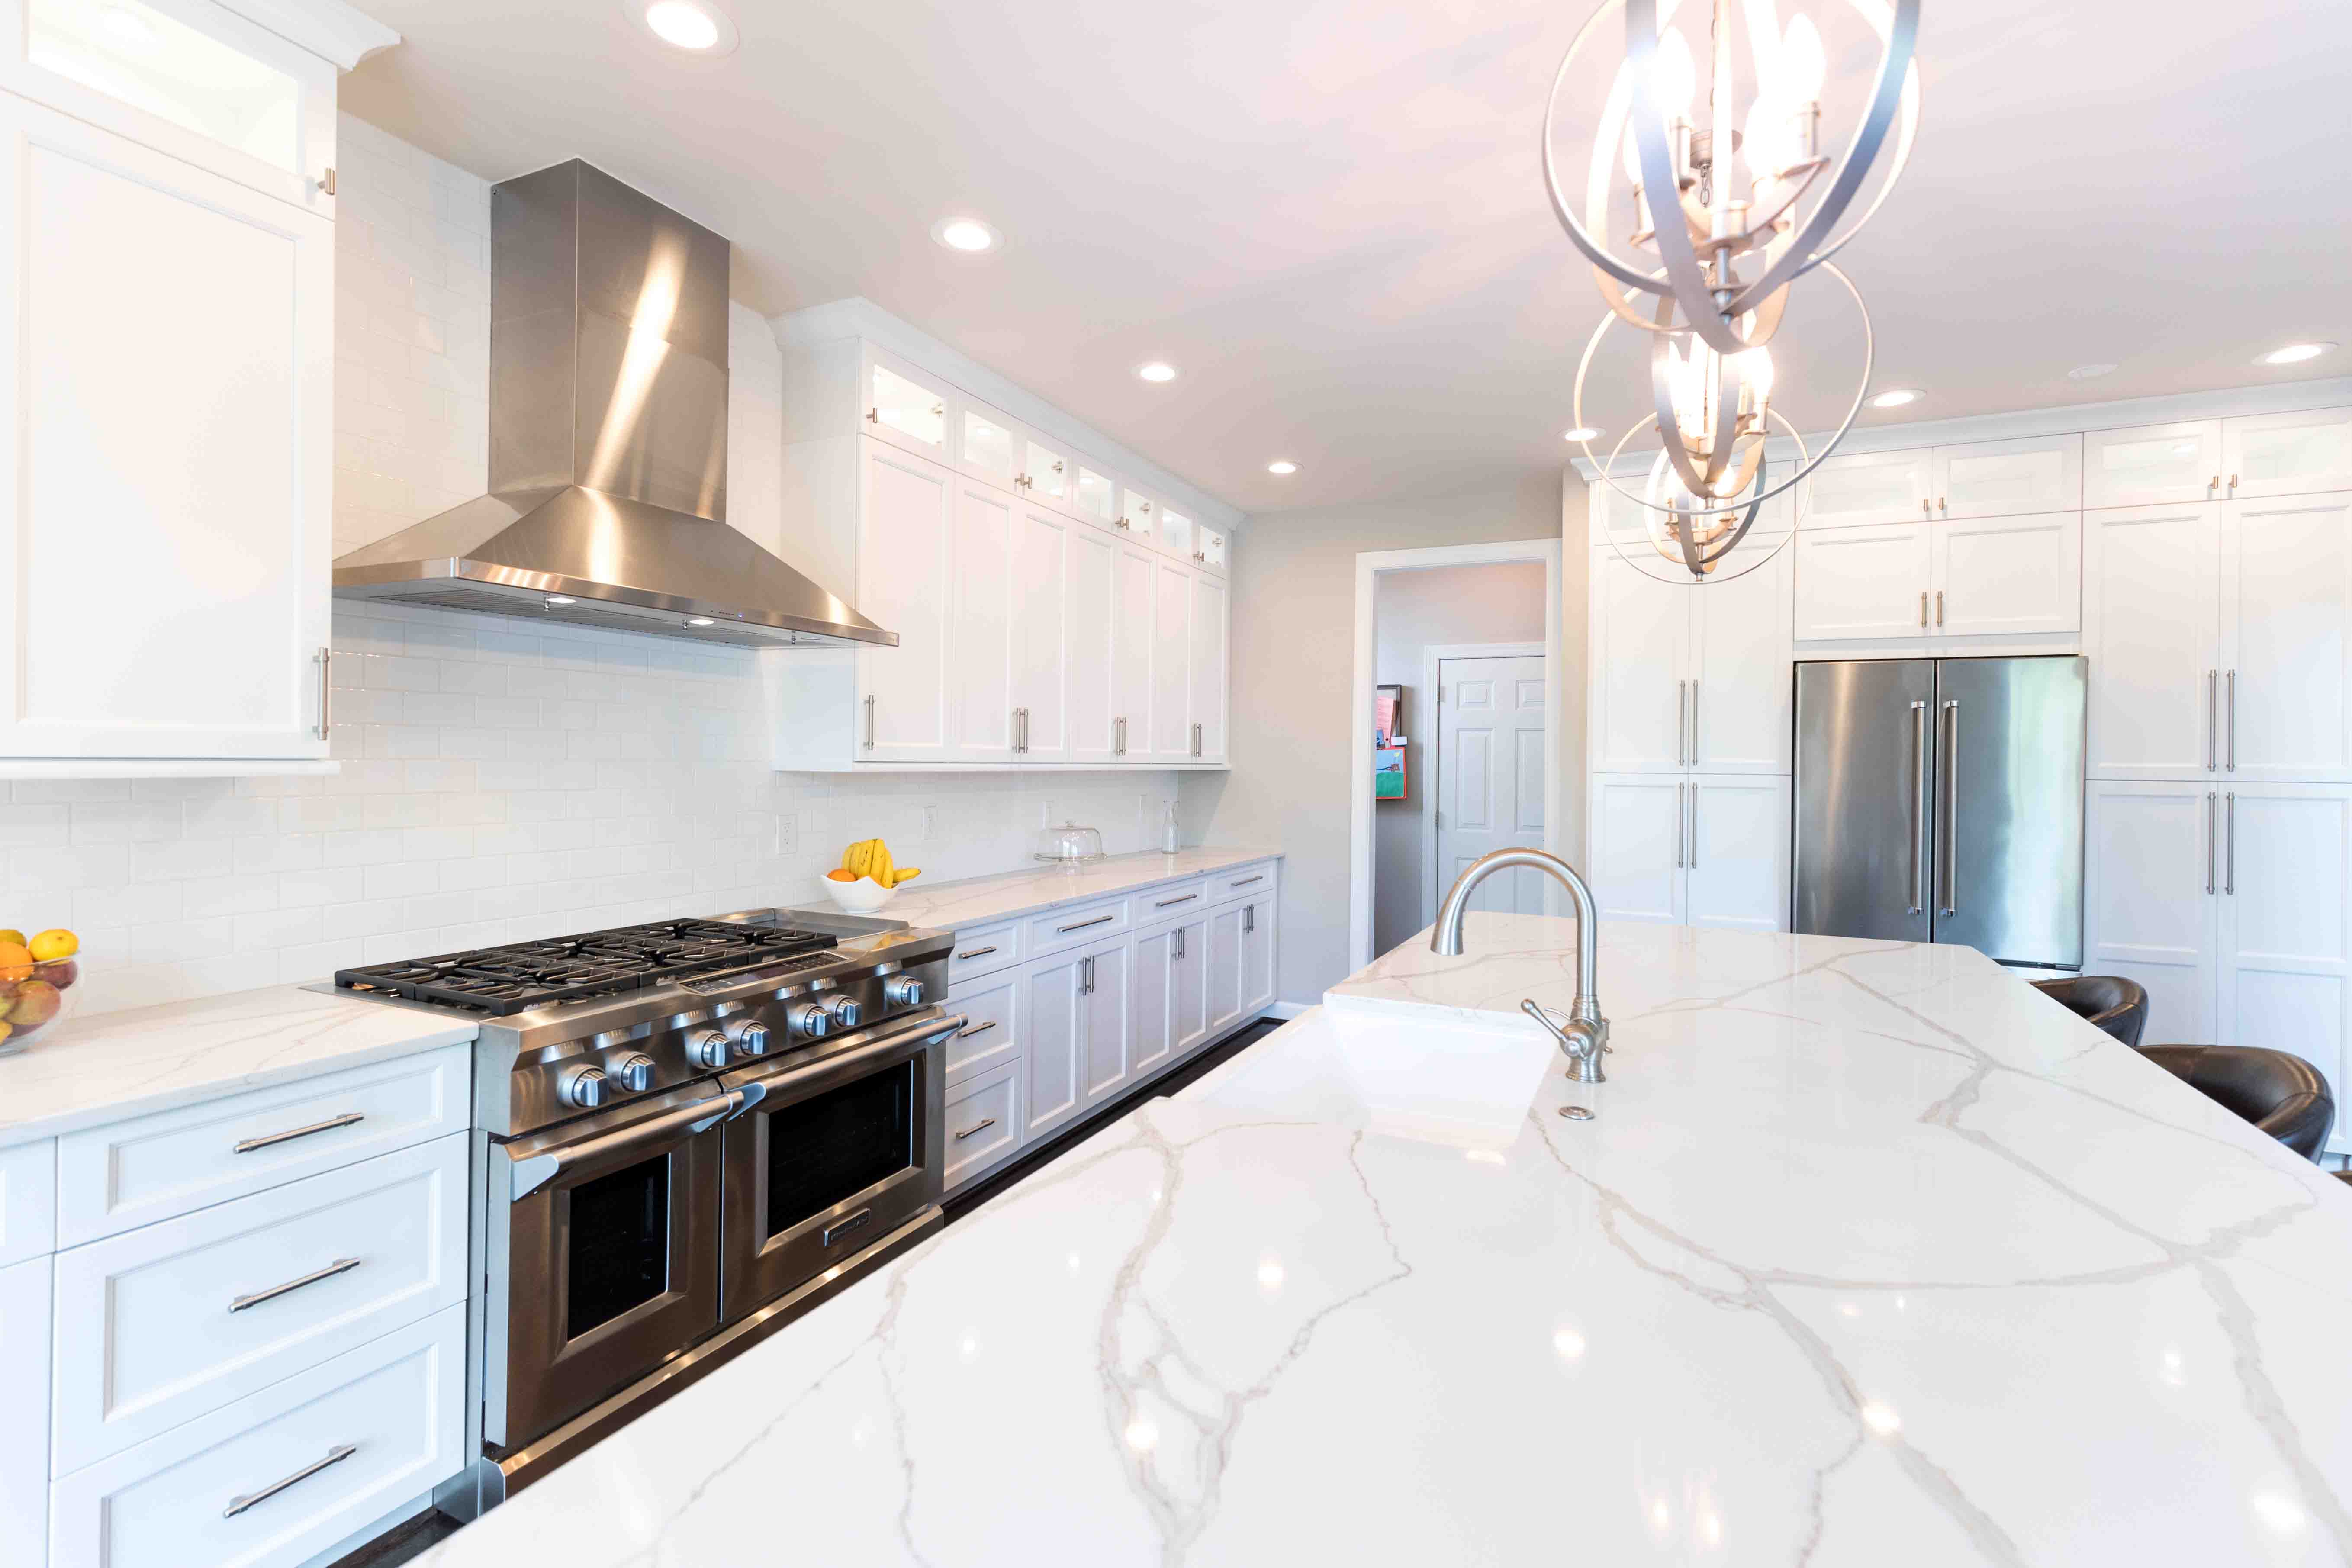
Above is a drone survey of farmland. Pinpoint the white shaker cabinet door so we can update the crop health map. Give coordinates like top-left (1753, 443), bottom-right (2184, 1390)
top-left (2085, 780), bottom-right (2218, 1046)
top-left (1589, 548), bottom-right (1692, 773)
top-left (1112, 541), bottom-right (1158, 763)
top-left (1685, 775), bottom-right (1790, 933)
top-left (1238, 896), bottom-right (1277, 1016)
top-left (2221, 406), bottom-right (2352, 500)
top-left (1689, 546), bottom-right (1792, 773)
top-left (2082, 502), bottom-right (2221, 781)
top-left (1931, 433), bottom-right (2082, 520)
top-left (1588, 773), bottom-right (1686, 926)
top-left (0, 1254), bottom-right (47, 1568)
top-left (1022, 955), bottom-right (1085, 1142)
top-left (1062, 522), bottom-right (1120, 763)
top-left (1796, 447), bottom-right (1934, 529)
top-left (1009, 503), bottom-right (1070, 762)
top-left (1077, 939), bottom-right (1133, 1111)
top-left (1930, 511), bottom-right (2082, 637)
top-left (854, 442), bottom-right (956, 763)
top-left (2219, 495), bottom-right (2352, 783)
top-left (1792, 522), bottom-right (1933, 641)
top-left (948, 479), bottom-right (1019, 763)
top-left (2082, 421), bottom-right (2222, 509)
top-left (0, 95), bottom-right (332, 760)
top-left (1188, 573), bottom-right (1228, 764)
top-left (1205, 902), bottom-right (1247, 1036)
top-left (2214, 784), bottom-right (2352, 1148)
top-left (1149, 559), bottom-right (1194, 763)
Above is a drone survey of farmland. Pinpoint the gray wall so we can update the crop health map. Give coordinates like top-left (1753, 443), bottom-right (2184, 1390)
top-left (1371, 563), bottom-right (1549, 953)
top-left (1183, 472), bottom-right (1589, 1006)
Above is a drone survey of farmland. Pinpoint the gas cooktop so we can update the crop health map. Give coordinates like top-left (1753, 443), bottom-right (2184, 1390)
top-left (333, 918), bottom-right (842, 1016)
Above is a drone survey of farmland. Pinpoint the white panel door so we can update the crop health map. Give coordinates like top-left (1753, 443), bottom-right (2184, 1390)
top-left (1929, 511), bottom-right (2082, 636)
top-left (1149, 560), bottom-right (1193, 763)
top-left (2220, 495), bottom-right (2352, 783)
top-left (1588, 773), bottom-right (1685, 925)
top-left (1686, 775), bottom-right (1791, 932)
top-left (1063, 522), bottom-right (1120, 763)
top-left (2082, 421), bottom-right (2222, 509)
top-left (0, 1254), bottom-right (47, 1568)
top-left (1188, 573), bottom-right (1228, 764)
top-left (1022, 956), bottom-right (1084, 1141)
top-left (1797, 447), bottom-right (1934, 529)
top-left (1077, 939), bottom-right (1133, 1110)
top-left (2082, 502), bottom-right (2222, 781)
top-left (1589, 547), bottom-right (1691, 772)
top-left (855, 443), bottom-right (956, 762)
top-left (1113, 541), bottom-right (1157, 763)
top-left (2215, 785), bottom-right (2352, 1146)
top-left (949, 480), bottom-right (1019, 762)
top-left (1690, 547), bottom-right (1792, 772)
top-left (0, 95), bottom-right (332, 760)
top-left (2085, 781), bottom-right (2218, 1046)
top-left (2223, 406), bottom-right (2352, 499)
top-left (1011, 505), bottom-right (1070, 761)
top-left (1436, 656), bottom-right (1549, 914)
top-left (1931, 434), bottom-right (2082, 519)
top-left (1792, 523), bottom-right (1933, 640)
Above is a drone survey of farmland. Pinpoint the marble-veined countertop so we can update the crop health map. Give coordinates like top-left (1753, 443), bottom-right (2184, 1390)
top-left (414, 915), bottom-right (2352, 1566)
top-left (793, 846), bottom-right (1282, 932)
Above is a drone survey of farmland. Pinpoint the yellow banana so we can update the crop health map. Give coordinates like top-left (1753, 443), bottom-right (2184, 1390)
top-left (892, 868), bottom-right (922, 887)
top-left (872, 841), bottom-right (894, 887)
top-left (846, 839), bottom-right (873, 878)
top-left (839, 841), bottom-right (857, 873)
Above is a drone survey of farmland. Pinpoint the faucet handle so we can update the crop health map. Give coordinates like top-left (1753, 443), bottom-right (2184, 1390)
top-left (1522, 999), bottom-right (1608, 1083)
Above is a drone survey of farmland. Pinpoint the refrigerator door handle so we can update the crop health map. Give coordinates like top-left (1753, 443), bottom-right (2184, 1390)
top-left (1908, 699), bottom-right (1928, 914)
top-left (1938, 699), bottom-right (1960, 917)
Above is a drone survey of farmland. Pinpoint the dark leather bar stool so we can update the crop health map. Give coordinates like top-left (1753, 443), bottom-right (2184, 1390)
top-left (2138, 1045), bottom-right (2335, 1162)
top-left (2030, 975), bottom-right (2149, 1048)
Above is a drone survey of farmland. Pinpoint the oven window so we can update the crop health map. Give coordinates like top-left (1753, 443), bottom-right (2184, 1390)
top-left (765, 1060), bottom-right (915, 1239)
top-left (566, 1153), bottom-right (672, 1339)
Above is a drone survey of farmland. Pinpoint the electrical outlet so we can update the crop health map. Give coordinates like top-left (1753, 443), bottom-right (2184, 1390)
top-left (775, 812), bottom-right (798, 857)
top-left (921, 805), bottom-right (938, 841)
top-left (1039, 800), bottom-right (1056, 829)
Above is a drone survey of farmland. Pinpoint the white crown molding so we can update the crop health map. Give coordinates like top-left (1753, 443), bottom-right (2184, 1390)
top-left (769, 296), bottom-right (1248, 532)
top-left (1569, 375), bottom-right (2352, 481)
top-left (217, 0), bottom-right (400, 71)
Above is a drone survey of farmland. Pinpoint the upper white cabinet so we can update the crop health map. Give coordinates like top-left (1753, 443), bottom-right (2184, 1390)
top-left (1791, 522), bottom-right (1935, 640)
top-left (1792, 512), bottom-right (2079, 641)
top-left (848, 443), bottom-right (956, 764)
top-left (1188, 574), bottom-right (1229, 765)
top-left (2223, 407), bottom-right (2352, 499)
top-left (1588, 544), bottom-right (1791, 776)
top-left (2083, 421), bottom-right (2224, 508)
top-left (2082, 409), bottom-right (2352, 507)
top-left (1795, 448), bottom-right (1935, 528)
top-left (955, 395), bottom-right (1023, 489)
top-left (858, 345), bottom-right (955, 463)
top-left (2082, 501), bottom-right (2221, 781)
top-left (1929, 434), bottom-right (2082, 519)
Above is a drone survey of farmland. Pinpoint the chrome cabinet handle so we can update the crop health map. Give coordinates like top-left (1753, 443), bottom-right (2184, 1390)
top-left (1080, 955), bottom-right (1095, 995)
top-left (1674, 680), bottom-right (1686, 766)
top-left (1939, 700), bottom-right (1960, 916)
top-left (1058, 913), bottom-right (1115, 933)
top-left (864, 694), bottom-right (876, 751)
top-left (1243, 905), bottom-right (1255, 934)
top-left (2210, 474), bottom-right (2220, 494)
top-left (954, 944), bottom-right (997, 961)
top-left (224, 1444), bottom-right (356, 1519)
top-left (1155, 893), bottom-right (1198, 907)
top-left (1687, 782), bottom-right (1699, 869)
top-left (1191, 722), bottom-right (1203, 757)
top-left (1939, 496), bottom-right (1948, 512)
top-left (2225, 792), bottom-right (2236, 895)
top-left (954, 1117), bottom-right (998, 1142)
top-left (1173, 928), bottom-right (1186, 959)
top-left (1229, 874), bottom-right (1264, 887)
top-left (956, 1019), bottom-right (997, 1039)
top-left (1918, 591), bottom-right (1928, 629)
top-left (234, 1111), bottom-right (364, 1155)
top-left (2225, 670), bottom-right (2236, 771)
top-left (1115, 715), bottom-right (1126, 755)
top-left (2230, 473), bottom-right (2239, 491)
top-left (1674, 783), bottom-right (1684, 868)
top-left (313, 647), bottom-right (332, 741)
top-left (230, 1256), bottom-right (361, 1314)
top-left (2205, 671), bottom-right (2217, 771)
top-left (2206, 792), bottom-right (2218, 895)
top-left (1687, 680), bottom-right (1699, 763)
top-left (1934, 589), bottom-right (1944, 627)
top-left (866, 407), bottom-right (878, 424)
top-left (1908, 700), bottom-right (1929, 914)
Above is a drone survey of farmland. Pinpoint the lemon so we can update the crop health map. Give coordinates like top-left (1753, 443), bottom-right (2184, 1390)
top-left (29, 929), bottom-right (76, 962)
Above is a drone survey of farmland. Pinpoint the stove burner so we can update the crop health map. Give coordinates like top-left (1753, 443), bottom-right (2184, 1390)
top-left (334, 918), bottom-right (840, 1016)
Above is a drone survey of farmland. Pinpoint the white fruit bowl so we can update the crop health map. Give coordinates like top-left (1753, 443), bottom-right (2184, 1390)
top-left (820, 876), bottom-right (898, 914)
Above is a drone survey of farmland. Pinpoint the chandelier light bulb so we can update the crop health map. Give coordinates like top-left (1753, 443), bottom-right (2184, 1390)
top-left (1736, 345), bottom-right (1775, 400)
top-left (1776, 15), bottom-right (1828, 103)
top-left (1652, 27), bottom-right (1698, 117)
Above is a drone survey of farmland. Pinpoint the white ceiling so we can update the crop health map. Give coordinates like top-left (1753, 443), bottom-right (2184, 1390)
top-left (340, 0), bottom-right (2352, 515)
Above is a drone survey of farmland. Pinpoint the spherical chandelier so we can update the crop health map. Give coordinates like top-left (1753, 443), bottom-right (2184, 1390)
top-left (1546, 0), bottom-right (1921, 582)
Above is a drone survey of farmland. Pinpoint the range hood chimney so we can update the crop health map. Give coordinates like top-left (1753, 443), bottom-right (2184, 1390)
top-left (333, 161), bottom-right (893, 650)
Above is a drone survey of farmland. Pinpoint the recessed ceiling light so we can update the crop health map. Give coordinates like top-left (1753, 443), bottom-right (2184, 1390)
top-left (1563, 427), bottom-right (1602, 442)
top-left (544, 596), bottom-right (576, 607)
top-left (1267, 460), bottom-right (1297, 475)
top-left (684, 616), bottom-right (716, 627)
top-left (2260, 341), bottom-right (2336, 366)
top-left (631, 0), bottom-right (738, 55)
top-left (1135, 362), bottom-right (1178, 383)
top-left (1868, 388), bottom-right (1923, 409)
top-left (2066, 363), bottom-right (2117, 381)
top-left (931, 216), bottom-right (997, 254)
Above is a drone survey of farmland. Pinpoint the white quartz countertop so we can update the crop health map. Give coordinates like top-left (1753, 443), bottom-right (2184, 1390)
top-left (0, 984), bottom-right (476, 1149)
top-left (795, 846), bottom-right (1282, 932)
top-left (415, 917), bottom-right (2352, 1566)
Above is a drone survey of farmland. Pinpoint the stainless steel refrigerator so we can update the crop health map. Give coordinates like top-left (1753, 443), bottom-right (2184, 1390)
top-left (1792, 657), bottom-right (2087, 968)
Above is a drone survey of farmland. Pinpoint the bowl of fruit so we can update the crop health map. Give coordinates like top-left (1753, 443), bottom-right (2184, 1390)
top-left (0, 927), bottom-right (80, 1057)
top-left (823, 839), bottom-right (922, 914)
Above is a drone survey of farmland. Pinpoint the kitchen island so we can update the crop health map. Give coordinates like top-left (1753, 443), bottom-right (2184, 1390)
top-left (414, 917), bottom-right (2352, 1566)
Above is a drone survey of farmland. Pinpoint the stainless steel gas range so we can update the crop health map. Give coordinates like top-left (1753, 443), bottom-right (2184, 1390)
top-left (319, 908), bottom-right (963, 1515)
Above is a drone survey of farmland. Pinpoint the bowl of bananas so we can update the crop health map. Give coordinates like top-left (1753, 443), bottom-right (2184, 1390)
top-left (823, 838), bottom-right (922, 914)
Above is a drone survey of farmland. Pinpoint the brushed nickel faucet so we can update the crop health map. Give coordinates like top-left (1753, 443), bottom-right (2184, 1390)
top-left (1431, 848), bottom-right (1609, 1083)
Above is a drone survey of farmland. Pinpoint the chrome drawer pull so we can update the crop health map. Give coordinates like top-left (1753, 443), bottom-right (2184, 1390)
top-left (957, 1020), bottom-right (998, 1039)
top-left (1057, 913), bottom-right (1115, 933)
top-left (1229, 875), bottom-right (1264, 887)
top-left (1155, 893), bottom-right (1198, 907)
top-left (223, 1443), bottom-right (356, 1519)
top-left (954, 1117), bottom-right (999, 1142)
top-left (954, 945), bottom-right (999, 961)
top-left (234, 1111), bottom-right (365, 1155)
top-left (230, 1256), bottom-right (362, 1314)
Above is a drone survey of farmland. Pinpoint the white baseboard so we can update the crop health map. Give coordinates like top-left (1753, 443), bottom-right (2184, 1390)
top-left (1264, 1001), bottom-right (1308, 1021)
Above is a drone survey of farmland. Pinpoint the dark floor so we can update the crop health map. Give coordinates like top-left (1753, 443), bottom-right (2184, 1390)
top-left (327, 1012), bottom-right (1287, 1568)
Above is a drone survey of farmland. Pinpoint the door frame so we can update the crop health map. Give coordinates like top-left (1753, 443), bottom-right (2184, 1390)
top-left (1419, 642), bottom-right (1548, 929)
top-left (1350, 538), bottom-right (1564, 970)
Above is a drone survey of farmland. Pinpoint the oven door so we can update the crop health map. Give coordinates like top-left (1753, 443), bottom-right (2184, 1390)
top-left (719, 1010), bottom-right (957, 1320)
top-left (491, 1082), bottom-right (746, 1448)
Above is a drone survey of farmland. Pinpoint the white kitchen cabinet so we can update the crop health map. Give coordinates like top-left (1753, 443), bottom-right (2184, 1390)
top-left (1113, 540), bottom-right (1158, 762)
top-left (0, 1253), bottom-right (48, 1568)
top-left (1156, 500), bottom-right (1194, 561)
top-left (1927, 433), bottom-right (2082, 519)
top-left (0, 1137), bottom-right (55, 1268)
top-left (943, 972), bottom-right (1022, 1085)
top-left (942, 1060), bottom-right (1022, 1187)
top-left (1592, 471), bottom-right (1797, 540)
top-left (1929, 511), bottom-right (2081, 636)
top-left (1239, 892), bottom-right (1277, 1017)
top-left (2085, 779), bottom-right (2220, 1045)
top-left (1792, 522), bottom-right (1934, 639)
top-left (1188, 573), bottom-right (1229, 764)
top-left (2221, 494), bottom-right (2352, 783)
top-left (1796, 448), bottom-right (1935, 528)
top-left (2222, 406), bottom-right (2352, 499)
top-left (2082, 421), bottom-right (2223, 508)
top-left (1024, 934), bottom-right (1130, 1137)
top-left (955, 394), bottom-right (1025, 489)
top-left (1205, 896), bottom-right (1271, 1037)
top-left (859, 344), bottom-right (956, 462)
top-left (949, 478), bottom-right (1019, 763)
top-left (1587, 772), bottom-right (1789, 931)
top-left (1589, 548), bottom-right (1690, 773)
top-left (1689, 544), bottom-right (1794, 773)
top-left (1133, 910), bottom-right (1210, 1082)
top-left (1195, 522), bottom-right (1228, 574)
top-left (1072, 451), bottom-right (1122, 530)
top-left (1150, 558), bottom-right (1194, 763)
top-left (2083, 501), bottom-right (2223, 781)
top-left (2079, 409), bottom-right (2352, 508)
top-left (1020, 431), bottom-right (1077, 514)
top-left (1010, 503), bottom-right (1070, 761)
top-left (0, 92), bottom-right (335, 763)
top-left (1060, 521), bottom-right (1120, 764)
top-left (1587, 773), bottom-right (1684, 925)
top-left (852, 442), bottom-right (956, 763)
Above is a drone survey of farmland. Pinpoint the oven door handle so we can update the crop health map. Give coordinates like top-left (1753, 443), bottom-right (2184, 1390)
top-left (509, 1088), bottom-right (747, 1202)
top-left (725, 1011), bottom-right (966, 1103)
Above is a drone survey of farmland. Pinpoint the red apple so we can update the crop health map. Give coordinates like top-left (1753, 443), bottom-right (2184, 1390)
top-left (9, 981), bottom-right (60, 1031)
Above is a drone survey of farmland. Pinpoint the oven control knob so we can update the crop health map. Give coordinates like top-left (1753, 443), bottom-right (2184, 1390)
top-left (562, 1066), bottom-right (608, 1110)
top-left (690, 1029), bottom-right (732, 1069)
top-left (882, 975), bottom-right (924, 1008)
top-left (786, 1002), bottom-right (831, 1040)
top-left (730, 1020), bottom-right (773, 1058)
top-left (611, 1054), bottom-right (657, 1094)
top-left (827, 995), bottom-right (863, 1030)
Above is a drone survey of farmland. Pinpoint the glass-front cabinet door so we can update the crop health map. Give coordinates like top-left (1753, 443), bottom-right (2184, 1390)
top-left (1120, 481), bottom-right (1158, 544)
top-left (1073, 454), bottom-right (1120, 529)
top-left (1157, 504), bottom-right (1193, 560)
top-left (6, 0), bottom-right (341, 212)
top-left (956, 396), bottom-right (1023, 488)
top-left (864, 346), bottom-right (955, 462)
top-left (1195, 523), bottom-right (1227, 573)
top-left (1024, 435), bottom-right (1073, 511)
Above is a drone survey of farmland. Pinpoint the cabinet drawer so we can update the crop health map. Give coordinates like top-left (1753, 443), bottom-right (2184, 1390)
top-left (49, 1304), bottom-right (464, 1568)
top-left (1209, 863), bottom-right (1277, 905)
top-left (1137, 880), bottom-right (1210, 921)
top-left (0, 1138), bottom-right (55, 1268)
top-left (52, 1134), bottom-right (468, 1472)
top-left (58, 1042), bottom-right (470, 1246)
top-left (1025, 895), bottom-right (1132, 957)
top-left (945, 919), bottom-right (1023, 985)
top-left (943, 1060), bottom-right (1022, 1189)
top-left (943, 974), bottom-right (1021, 1085)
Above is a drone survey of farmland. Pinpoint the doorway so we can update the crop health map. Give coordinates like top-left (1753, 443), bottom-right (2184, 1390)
top-left (1427, 648), bottom-right (1550, 930)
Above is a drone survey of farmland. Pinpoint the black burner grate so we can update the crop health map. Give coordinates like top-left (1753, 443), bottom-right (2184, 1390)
top-left (334, 918), bottom-right (840, 1016)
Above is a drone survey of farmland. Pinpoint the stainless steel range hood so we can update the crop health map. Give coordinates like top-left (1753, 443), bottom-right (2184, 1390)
top-left (334, 161), bottom-right (893, 650)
